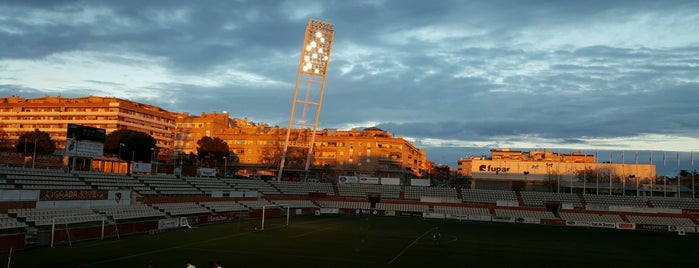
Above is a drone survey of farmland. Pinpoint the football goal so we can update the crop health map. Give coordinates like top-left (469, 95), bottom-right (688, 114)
top-left (50, 215), bottom-right (120, 248)
top-left (260, 204), bottom-right (290, 231)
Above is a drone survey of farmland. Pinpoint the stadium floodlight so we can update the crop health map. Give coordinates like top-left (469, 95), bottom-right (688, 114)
top-left (278, 19), bottom-right (335, 181)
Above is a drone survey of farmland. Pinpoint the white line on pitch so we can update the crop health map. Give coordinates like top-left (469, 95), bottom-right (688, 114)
top-left (388, 228), bottom-right (432, 264)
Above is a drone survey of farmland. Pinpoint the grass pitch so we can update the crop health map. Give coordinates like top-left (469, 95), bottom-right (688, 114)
top-left (3, 215), bottom-right (697, 268)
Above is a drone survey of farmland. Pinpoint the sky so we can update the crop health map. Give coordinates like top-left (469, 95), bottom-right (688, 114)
top-left (1, 0), bottom-right (698, 170)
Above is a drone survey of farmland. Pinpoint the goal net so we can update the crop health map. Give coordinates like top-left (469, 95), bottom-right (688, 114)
top-left (260, 204), bottom-right (290, 231)
top-left (50, 215), bottom-right (120, 247)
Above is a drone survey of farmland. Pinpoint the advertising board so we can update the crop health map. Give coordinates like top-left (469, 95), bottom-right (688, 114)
top-left (359, 176), bottom-right (380, 184)
top-left (338, 176), bottom-right (358, 184)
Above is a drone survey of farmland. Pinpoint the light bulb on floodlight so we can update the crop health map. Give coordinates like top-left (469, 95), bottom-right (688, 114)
top-left (306, 45), bottom-right (311, 51)
top-left (315, 32), bottom-right (322, 38)
top-left (320, 37), bottom-right (325, 43)
top-left (304, 56), bottom-right (310, 62)
top-left (312, 53), bottom-right (318, 59)
top-left (310, 41), bottom-right (317, 48)
top-left (318, 48), bottom-right (323, 53)
top-left (314, 68), bottom-right (319, 74)
top-left (303, 66), bottom-right (308, 72)
top-left (324, 56), bottom-right (329, 60)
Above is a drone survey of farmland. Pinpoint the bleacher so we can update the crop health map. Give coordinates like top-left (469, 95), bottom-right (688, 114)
top-left (268, 181), bottom-right (335, 196)
top-left (583, 194), bottom-right (648, 207)
top-left (494, 209), bottom-right (556, 220)
top-left (221, 178), bottom-right (280, 195)
top-left (376, 203), bottom-right (428, 212)
top-left (6, 174), bottom-right (91, 190)
top-left (403, 186), bottom-right (458, 200)
top-left (0, 167), bottom-right (69, 177)
top-left (559, 212), bottom-right (624, 223)
top-left (0, 179), bottom-right (13, 189)
top-left (3, 166), bottom-right (699, 240)
top-left (520, 191), bottom-right (584, 208)
top-left (461, 189), bottom-right (518, 204)
top-left (238, 199), bottom-right (274, 209)
top-left (182, 176), bottom-right (233, 194)
top-left (270, 200), bottom-right (319, 208)
top-left (199, 201), bottom-right (249, 213)
top-left (0, 213), bottom-right (28, 230)
top-left (317, 200), bottom-right (371, 209)
top-left (94, 204), bottom-right (166, 221)
top-left (433, 206), bottom-right (491, 216)
top-left (8, 207), bottom-right (104, 226)
top-left (337, 184), bottom-right (401, 199)
top-left (82, 175), bottom-right (148, 190)
top-left (647, 197), bottom-right (699, 209)
top-left (151, 202), bottom-right (211, 216)
top-left (140, 175), bottom-right (202, 195)
top-left (625, 215), bottom-right (696, 226)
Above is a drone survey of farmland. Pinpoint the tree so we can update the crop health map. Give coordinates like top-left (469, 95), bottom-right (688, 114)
top-left (104, 129), bottom-right (157, 173)
top-left (574, 167), bottom-right (598, 183)
top-left (196, 136), bottom-right (230, 168)
top-left (0, 129), bottom-right (13, 151)
top-left (15, 129), bottom-right (55, 154)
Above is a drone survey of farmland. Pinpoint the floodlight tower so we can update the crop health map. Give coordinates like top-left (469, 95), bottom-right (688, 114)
top-left (277, 19), bottom-right (335, 181)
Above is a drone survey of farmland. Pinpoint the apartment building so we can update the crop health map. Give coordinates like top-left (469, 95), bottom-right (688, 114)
top-left (0, 96), bottom-right (177, 155)
top-left (176, 113), bottom-right (427, 178)
top-left (1, 96), bottom-right (428, 178)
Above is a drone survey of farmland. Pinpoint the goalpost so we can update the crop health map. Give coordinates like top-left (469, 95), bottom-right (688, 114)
top-left (50, 215), bottom-right (120, 248)
top-left (260, 204), bottom-right (290, 231)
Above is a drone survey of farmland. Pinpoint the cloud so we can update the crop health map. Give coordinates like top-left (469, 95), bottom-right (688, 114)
top-left (1, 0), bottom-right (699, 167)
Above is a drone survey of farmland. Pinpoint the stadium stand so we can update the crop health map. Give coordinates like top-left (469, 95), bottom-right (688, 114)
top-left (151, 202), bottom-right (211, 216)
top-left (647, 196), bottom-right (699, 209)
top-left (0, 213), bottom-right (28, 230)
top-left (93, 204), bottom-right (167, 221)
top-left (0, 179), bottom-right (13, 189)
top-left (559, 212), bottom-right (624, 223)
top-left (433, 206), bottom-right (491, 216)
top-left (268, 181), bottom-right (335, 196)
top-left (625, 215), bottom-right (697, 226)
top-left (82, 174), bottom-right (148, 190)
top-left (403, 186), bottom-right (458, 200)
top-left (337, 184), bottom-right (401, 199)
top-left (583, 194), bottom-right (648, 207)
top-left (520, 191), bottom-right (584, 208)
top-left (140, 175), bottom-right (202, 195)
top-left (182, 176), bottom-right (233, 194)
top-left (461, 189), bottom-right (518, 204)
top-left (270, 200), bottom-right (319, 208)
top-left (221, 178), bottom-right (280, 195)
top-left (6, 174), bottom-right (91, 190)
top-left (376, 202), bottom-right (428, 212)
top-left (199, 201), bottom-right (249, 213)
top-left (494, 209), bottom-right (557, 220)
top-left (8, 207), bottom-right (104, 226)
top-left (317, 200), bottom-right (371, 209)
top-left (238, 199), bottom-right (274, 209)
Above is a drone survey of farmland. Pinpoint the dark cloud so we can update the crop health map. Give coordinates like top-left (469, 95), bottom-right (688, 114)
top-left (1, 0), bottom-right (698, 167)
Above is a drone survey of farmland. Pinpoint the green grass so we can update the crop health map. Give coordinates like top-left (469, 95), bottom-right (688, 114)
top-left (3, 215), bottom-right (698, 268)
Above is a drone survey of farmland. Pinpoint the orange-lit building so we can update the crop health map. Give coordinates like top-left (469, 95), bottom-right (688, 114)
top-left (1, 97), bottom-right (428, 178)
top-left (175, 113), bottom-right (427, 178)
top-left (0, 96), bottom-right (177, 155)
top-left (458, 148), bottom-right (656, 191)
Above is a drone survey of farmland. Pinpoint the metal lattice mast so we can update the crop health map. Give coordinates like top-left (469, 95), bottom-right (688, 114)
top-left (278, 19), bottom-right (334, 181)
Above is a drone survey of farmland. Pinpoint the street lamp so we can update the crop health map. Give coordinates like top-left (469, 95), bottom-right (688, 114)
top-left (223, 156), bottom-right (228, 177)
top-left (118, 143), bottom-right (125, 160)
top-left (151, 147), bottom-right (158, 174)
top-left (31, 137), bottom-right (37, 169)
